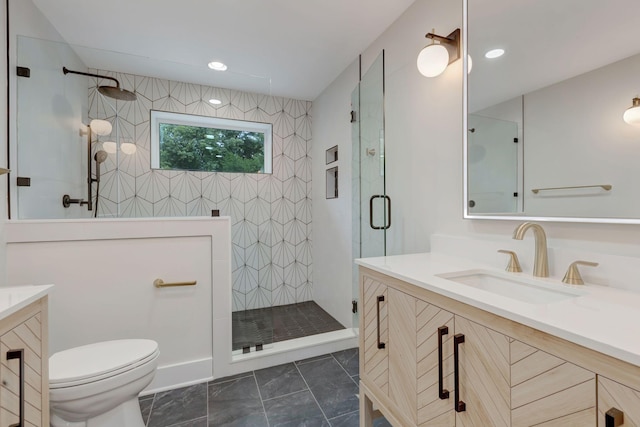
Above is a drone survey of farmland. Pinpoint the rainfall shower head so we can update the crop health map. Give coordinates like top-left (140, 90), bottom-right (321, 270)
top-left (63, 67), bottom-right (137, 101)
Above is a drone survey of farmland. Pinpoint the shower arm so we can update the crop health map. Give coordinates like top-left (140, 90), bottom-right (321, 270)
top-left (63, 67), bottom-right (121, 89)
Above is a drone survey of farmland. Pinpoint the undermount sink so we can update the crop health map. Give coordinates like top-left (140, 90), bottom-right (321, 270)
top-left (437, 269), bottom-right (587, 304)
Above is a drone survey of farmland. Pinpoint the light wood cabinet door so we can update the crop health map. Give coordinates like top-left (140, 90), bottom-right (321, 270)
top-left (416, 299), bottom-right (455, 427)
top-left (455, 316), bottom-right (511, 427)
top-left (0, 300), bottom-right (48, 427)
top-left (511, 340), bottom-right (595, 426)
top-left (362, 276), bottom-right (389, 396)
top-left (598, 376), bottom-right (640, 427)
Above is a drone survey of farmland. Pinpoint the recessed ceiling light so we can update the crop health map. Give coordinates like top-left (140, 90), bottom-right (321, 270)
top-left (209, 98), bottom-right (222, 105)
top-left (208, 61), bottom-right (227, 71)
top-left (485, 48), bottom-right (505, 59)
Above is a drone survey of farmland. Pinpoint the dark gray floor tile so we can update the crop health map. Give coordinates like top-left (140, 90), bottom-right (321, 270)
top-left (210, 372), bottom-right (254, 384)
top-left (208, 376), bottom-right (267, 427)
top-left (295, 354), bottom-right (333, 365)
top-left (255, 362), bottom-right (308, 400)
top-left (264, 389), bottom-right (325, 426)
top-left (233, 302), bottom-right (345, 350)
top-left (328, 411), bottom-right (358, 427)
top-left (139, 396), bottom-right (154, 425)
top-left (148, 383), bottom-right (207, 427)
top-left (373, 417), bottom-right (393, 427)
top-left (276, 414), bottom-right (330, 426)
top-left (332, 348), bottom-right (359, 376)
top-left (169, 417), bottom-right (208, 427)
top-left (350, 375), bottom-right (360, 386)
top-left (208, 413), bottom-right (268, 427)
top-left (297, 357), bottom-right (359, 419)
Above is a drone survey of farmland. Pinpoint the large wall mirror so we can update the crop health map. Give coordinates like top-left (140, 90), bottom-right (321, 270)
top-left (465, 0), bottom-right (640, 223)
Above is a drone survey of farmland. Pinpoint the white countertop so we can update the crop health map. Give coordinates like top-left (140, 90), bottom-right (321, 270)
top-left (356, 252), bottom-right (640, 367)
top-left (0, 285), bottom-right (53, 321)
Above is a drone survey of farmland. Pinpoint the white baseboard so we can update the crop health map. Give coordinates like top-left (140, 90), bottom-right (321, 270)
top-left (142, 357), bottom-right (213, 396)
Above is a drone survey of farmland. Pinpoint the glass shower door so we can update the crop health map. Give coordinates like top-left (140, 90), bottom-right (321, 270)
top-left (352, 51), bottom-right (387, 327)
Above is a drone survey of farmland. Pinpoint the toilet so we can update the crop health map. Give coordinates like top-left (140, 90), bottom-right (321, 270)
top-left (49, 339), bottom-right (159, 427)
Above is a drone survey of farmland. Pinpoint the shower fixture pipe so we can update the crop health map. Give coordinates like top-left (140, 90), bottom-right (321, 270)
top-left (86, 125), bottom-right (94, 211)
top-left (63, 67), bottom-right (137, 101)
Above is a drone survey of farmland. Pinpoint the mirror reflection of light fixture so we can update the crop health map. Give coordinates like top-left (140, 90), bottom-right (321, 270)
top-left (417, 28), bottom-right (461, 77)
top-left (102, 141), bottom-right (117, 154)
top-left (120, 141), bottom-right (137, 154)
top-left (89, 119), bottom-right (112, 136)
top-left (102, 140), bottom-right (137, 154)
top-left (623, 97), bottom-right (640, 126)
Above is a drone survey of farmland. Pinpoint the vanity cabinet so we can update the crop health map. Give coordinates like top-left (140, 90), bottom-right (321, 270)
top-left (598, 376), bottom-right (640, 426)
top-left (359, 268), bottom-right (598, 427)
top-left (0, 298), bottom-right (49, 427)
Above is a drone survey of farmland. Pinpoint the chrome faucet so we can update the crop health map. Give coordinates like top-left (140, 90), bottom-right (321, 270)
top-left (512, 222), bottom-right (549, 277)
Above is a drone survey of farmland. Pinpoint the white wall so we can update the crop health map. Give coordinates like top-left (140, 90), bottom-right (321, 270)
top-left (0, 0), bottom-right (7, 280)
top-left (6, 217), bottom-right (230, 392)
top-left (312, 0), bottom-right (640, 304)
top-left (311, 61), bottom-right (358, 328)
top-left (524, 53), bottom-right (640, 218)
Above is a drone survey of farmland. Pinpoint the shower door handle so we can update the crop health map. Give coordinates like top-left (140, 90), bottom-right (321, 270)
top-left (369, 195), bottom-right (391, 230)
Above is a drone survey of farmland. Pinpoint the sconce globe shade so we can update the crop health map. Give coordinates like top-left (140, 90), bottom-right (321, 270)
top-left (89, 119), bottom-right (112, 136)
top-left (102, 141), bottom-right (117, 154)
top-left (417, 44), bottom-right (449, 77)
top-left (623, 98), bottom-right (640, 126)
top-left (120, 142), bottom-right (137, 155)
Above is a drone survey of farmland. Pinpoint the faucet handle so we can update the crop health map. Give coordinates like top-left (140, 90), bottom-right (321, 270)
top-left (562, 261), bottom-right (599, 285)
top-left (498, 250), bottom-right (522, 273)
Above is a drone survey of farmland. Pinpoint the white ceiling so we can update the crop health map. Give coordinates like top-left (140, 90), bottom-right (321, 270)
top-left (30, 0), bottom-right (416, 101)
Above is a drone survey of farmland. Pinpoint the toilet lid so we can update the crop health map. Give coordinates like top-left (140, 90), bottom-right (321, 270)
top-left (50, 339), bottom-right (159, 387)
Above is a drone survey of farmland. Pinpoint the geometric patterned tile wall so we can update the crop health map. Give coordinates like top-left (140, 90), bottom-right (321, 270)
top-left (88, 69), bottom-right (313, 312)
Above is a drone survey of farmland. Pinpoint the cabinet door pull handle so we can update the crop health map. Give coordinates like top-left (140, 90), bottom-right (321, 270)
top-left (605, 407), bottom-right (624, 427)
top-left (376, 295), bottom-right (386, 349)
top-left (438, 326), bottom-right (450, 399)
top-left (454, 334), bottom-right (466, 412)
top-left (7, 349), bottom-right (24, 427)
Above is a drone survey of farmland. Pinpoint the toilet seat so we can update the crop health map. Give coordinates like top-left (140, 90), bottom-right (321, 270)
top-left (50, 339), bottom-right (159, 389)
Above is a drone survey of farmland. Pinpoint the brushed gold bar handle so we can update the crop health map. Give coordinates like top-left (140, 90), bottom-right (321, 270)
top-left (153, 278), bottom-right (197, 288)
top-left (531, 184), bottom-right (612, 194)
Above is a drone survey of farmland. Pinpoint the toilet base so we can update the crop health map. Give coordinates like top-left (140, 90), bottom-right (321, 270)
top-left (51, 397), bottom-right (145, 427)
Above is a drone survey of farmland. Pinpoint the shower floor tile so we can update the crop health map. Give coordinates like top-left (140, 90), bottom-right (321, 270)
top-left (232, 301), bottom-right (345, 351)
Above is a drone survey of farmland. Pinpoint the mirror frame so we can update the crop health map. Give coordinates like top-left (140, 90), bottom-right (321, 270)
top-left (462, 0), bottom-right (640, 225)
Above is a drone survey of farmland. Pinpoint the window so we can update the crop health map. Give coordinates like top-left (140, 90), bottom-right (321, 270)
top-left (150, 111), bottom-right (272, 174)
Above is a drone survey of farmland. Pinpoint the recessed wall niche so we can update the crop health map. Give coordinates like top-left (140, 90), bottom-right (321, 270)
top-left (326, 166), bottom-right (338, 199)
top-left (325, 145), bottom-right (338, 164)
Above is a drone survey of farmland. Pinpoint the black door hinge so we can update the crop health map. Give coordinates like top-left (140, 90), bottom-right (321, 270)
top-left (513, 192), bottom-right (518, 197)
top-left (350, 111), bottom-right (357, 123)
top-left (17, 66), bottom-right (30, 78)
top-left (513, 137), bottom-right (519, 143)
top-left (352, 300), bottom-right (358, 314)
